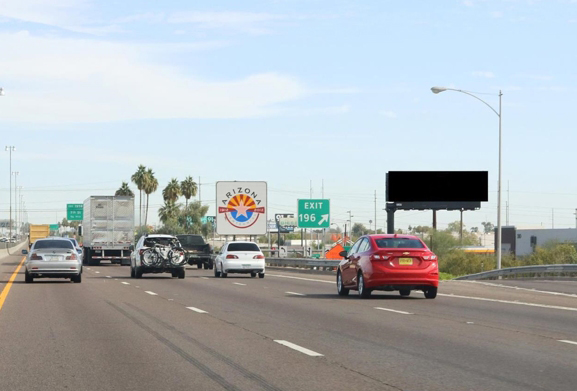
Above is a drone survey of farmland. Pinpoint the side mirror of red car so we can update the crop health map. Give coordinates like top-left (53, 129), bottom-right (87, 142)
top-left (339, 250), bottom-right (348, 258)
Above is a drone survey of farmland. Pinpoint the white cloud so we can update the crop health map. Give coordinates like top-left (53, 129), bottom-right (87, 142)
top-left (380, 110), bottom-right (397, 119)
top-left (0, 0), bottom-right (88, 26)
top-left (167, 11), bottom-right (287, 34)
top-left (472, 71), bottom-right (495, 78)
top-left (515, 73), bottom-right (553, 81)
top-left (0, 31), bottom-right (309, 123)
top-left (491, 11), bottom-right (504, 18)
top-left (462, 0), bottom-right (474, 6)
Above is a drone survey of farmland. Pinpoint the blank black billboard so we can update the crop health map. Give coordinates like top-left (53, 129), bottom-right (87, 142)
top-left (386, 171), bottom-right (488, 202)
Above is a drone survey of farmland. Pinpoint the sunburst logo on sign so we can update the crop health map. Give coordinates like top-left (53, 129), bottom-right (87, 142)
top-left (218, 193), bottom-right (265, 229)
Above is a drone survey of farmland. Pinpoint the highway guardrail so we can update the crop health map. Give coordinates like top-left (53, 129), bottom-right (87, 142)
top-left (454, 264), bottom-right (577, 280)
top-left (266, 258), bottom-right (340, 271)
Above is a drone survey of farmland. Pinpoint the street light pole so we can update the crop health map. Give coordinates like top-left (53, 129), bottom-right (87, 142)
top-left (5, 146), bottom-right (15, 239)
top-left (431, 86), bottom-right (503, 269)
top-left (13, 172), bottom-right (19, 238)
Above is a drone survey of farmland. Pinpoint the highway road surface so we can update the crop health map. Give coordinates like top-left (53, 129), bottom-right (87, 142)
top-left (1, 249), bottom-right (577, 391)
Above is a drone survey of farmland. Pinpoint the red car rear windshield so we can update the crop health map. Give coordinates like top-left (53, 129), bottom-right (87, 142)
top-left (375, 238), bottom-right (425, 249)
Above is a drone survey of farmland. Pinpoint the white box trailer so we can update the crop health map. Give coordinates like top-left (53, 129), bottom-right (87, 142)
top-left (82, 195), bottom-right (134, 266)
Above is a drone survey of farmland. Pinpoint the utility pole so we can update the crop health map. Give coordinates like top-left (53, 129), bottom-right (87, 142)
top-left (374, 190), bottom-right (377, 234)
top-left (198, 176), bottom-right (201, 204)
top-left (5, 146), bottom-right (15, 239)
top-left (459, 209), bottom-right (463, 245)
top-left (13, 174), bottom-right (19, 238)
top-left (506, 181), bottom-right (510, 226)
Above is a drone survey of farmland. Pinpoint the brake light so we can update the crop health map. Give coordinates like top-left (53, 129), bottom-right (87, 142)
top-left (423, 255), bottom-right (438, 261)
top-left (253, 255), bottom-right (265, 259)
top-left (370, 254), bottom-right (389, 261)
top-left (66, 253), bottom-right (77, 260)
top-left (30, 253), bottom-right (42, 260)
top-left (139, 249), bottom-right (145, 255)
top-left (226, 254), bottom-right (239, 259)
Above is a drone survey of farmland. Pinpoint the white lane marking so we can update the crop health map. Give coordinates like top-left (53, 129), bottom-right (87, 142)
top-left (439, 293), bottom-right (577, 312)
top-left (268, 274), bottom-right (333, 284)
top-left (374, 307), bottom-right (413, 315)
top-left (200, 277), bottom-right (210, 280)
top-left (559, 340), bottom-right (577, 346)
top-left (106, 276), bottom-right (111, 278)
top-left (95, 271), bottom-right (100, 274)
top-left (145, 291), bottom-right (158, 296)
top-left (286, 292), bottom-right (306, 296)
top-left (233, 282), bottom-right (247, 286)
top-left (454, 280), bottom-right (577, 298)
top-left (187, 307), bottom-right (208, 314)
top-left (274, 340), bottom-right (324, 357)
top-left (121, 282), bottom-right (130, 285)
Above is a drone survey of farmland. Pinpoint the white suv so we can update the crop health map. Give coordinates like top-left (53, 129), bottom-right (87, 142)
top-left (214, 241), bottom-right (265, 278)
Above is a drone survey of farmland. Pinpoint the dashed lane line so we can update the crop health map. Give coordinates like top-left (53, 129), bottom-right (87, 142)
top-left (121, 282), bottom-right (130, 285)
top-left (274, 340), bottom-right (324, 357)
top-left (374, 307), bottom-right (413, 315)
top-left (187, 307), bottom-right (208, 314)
top-left (145, 291), bottom-right (158, 296)
top-left (286, 292), bottom-right (306, 296)
top-left (233, 282), bottom-right (247, 286)
top-left (559, 340), bottom-right (577, 346)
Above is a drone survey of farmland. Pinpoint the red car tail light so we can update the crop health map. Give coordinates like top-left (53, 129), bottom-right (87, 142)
top-left (253, 255), bottom-right (265, 259)
top-left (139, 249), bottom-right (145, 255)
top-left (66, 253), bottom-right (77, 260)
top-left (370, 254), bottom-right (390, 261)
top-left (30, 253), bottom-right (42, 260)
top-left (226, 254), bottom-right (239, 259)
top-left (423, 254), bottom-right (438, 261)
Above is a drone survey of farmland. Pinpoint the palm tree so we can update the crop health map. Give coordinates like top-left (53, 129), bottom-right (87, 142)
top-left (115, 182), bottom-right (134, 197)
top-left (131, 165), bottom-right (147, 226)
top-left (158, 201), bottom-right (180, 224)
top-left (162, 178), bottom-right (182, 203)
top-left (143, 169), bottom-right (158, 227)
top-left (180, 176), bottom-right (198, 208)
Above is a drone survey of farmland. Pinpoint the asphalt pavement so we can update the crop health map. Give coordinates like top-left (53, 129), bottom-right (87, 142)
top-left (1, 253), bottom-right (577, 391)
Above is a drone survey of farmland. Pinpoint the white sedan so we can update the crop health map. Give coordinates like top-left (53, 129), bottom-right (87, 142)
top-left (214, 241), bottom-right (265, 278)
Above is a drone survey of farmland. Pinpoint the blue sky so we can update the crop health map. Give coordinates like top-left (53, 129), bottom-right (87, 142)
top-left (1, 0), bottom-right (577, 233)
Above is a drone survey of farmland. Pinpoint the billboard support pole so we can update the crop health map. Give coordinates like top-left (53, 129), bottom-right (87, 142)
top-left (386, 203), bottom-right (395, 234)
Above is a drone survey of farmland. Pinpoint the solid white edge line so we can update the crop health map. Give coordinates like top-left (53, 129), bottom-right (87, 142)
top-left (559, 340), bottom-right (577, 345)
top-left (268, 274), bottom-right (333, 284)
top-left (453, 280), bottom-right (577, 298)
top-left (374, 307), bottom-right (413, 315)
top-left (233, 282), bottom-right (247, 286)
top-left (145, 291), bottom-right (158, 296)
top-left (274, 340), bottom-right (324, 357)
top-left (286, 292), bottom-right (306, 296)
top-left (186, 307), bottom-right (208, 314)
top-left (121, 282), bottom-right (130, 285)
top-left (439, 293), bottom-right (577, 312)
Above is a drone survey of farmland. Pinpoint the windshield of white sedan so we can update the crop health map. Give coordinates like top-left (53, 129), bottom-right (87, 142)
top-left (228, 243), bottom-right (260, 252)
top-left (375, 239), bottom-right (425, 249)
top-left (34, 240), bottom-right (74, 250)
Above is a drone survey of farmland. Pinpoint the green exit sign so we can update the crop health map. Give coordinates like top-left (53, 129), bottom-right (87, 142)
top-left (49, 224), bottom-right (59, 231)
top-left (67, 204), bottom-right (84, 221)
top-left (297, 199), bottom-right (330, 228)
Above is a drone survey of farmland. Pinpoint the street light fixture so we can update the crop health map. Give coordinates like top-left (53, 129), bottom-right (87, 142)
top-left (431, 86), bottom-right (503, 270)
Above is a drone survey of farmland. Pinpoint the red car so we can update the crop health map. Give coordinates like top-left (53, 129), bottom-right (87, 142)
top-left (337, 234), bottom-right (439, 299)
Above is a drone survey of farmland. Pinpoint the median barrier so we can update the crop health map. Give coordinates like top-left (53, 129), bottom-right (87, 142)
top-left (265, 258), bottom-right (340, 271)
top-left (454, 264), bottom-right (577, 280)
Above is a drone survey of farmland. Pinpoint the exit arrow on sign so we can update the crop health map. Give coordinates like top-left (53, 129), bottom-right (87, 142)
top-left (318, 214), bottom-right (329, 225)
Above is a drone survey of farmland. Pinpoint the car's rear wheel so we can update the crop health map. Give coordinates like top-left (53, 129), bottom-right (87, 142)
top-left (171, 270), bottom-right (178, 278)
top-left (72, 274), bottom-right (82, 283)
top-left (258, 273), bottom-right (265, 279)
top-left (221, 265), bottom-right (228, 278)
top-left (178, 269), bottom-right (185, 279)
top-left (203, 263), bottom-right (209, 270)
top-left (358, 272), bottom-right (371, 298)
top-left (197, 262), bottom-right (203, 269)
top-left (424, 287), bottom-right (437, 299)
top-left (399, 289), bottom-right (411, 297)
top-left (25, 270), bottom-right (33, 284)
top-left (337, 271), bottom-right (349, 296)
top-left (130, 266), bottom-right (135, 278)
top-left (135, 266), bottom-right (143, 279)
top-left (208, 260), bottom-right (214, 270)
top-left (250, 272), bottom-right (256, 278)
top-left (214, 265), bottom-right (221, 278)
